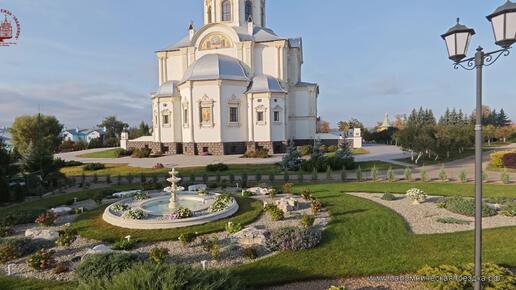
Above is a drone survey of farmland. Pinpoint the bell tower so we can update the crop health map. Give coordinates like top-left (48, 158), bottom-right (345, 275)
top-left (204, 0), bottom-right (266, 28)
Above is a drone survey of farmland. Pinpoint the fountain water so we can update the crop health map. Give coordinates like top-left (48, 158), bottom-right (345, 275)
top-left (164, 168), bottom-right (185, 209)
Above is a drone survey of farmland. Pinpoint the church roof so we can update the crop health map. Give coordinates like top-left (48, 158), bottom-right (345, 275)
top-left (181, 54), bottom-right (249, 82)
top-left (154, 81), bottom-right (180, 97)
top-left (159, 26), bottom-right (300, 52)
top-left (247, 75), bottom-right (286, 94)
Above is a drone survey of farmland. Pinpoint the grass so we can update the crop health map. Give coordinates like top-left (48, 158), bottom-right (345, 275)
top-left (59, 161), bottom-right (402, 177)
top-left (352, 148), bottom-right (369, 155)
top-left (1, 185), bottom-right (139, 216)
top-left (396, 149), bottom-right (475, 166)
top-left (73, 196), bottom-right (263, 242)
top-left (0, 275), bottom-right (73, 290)
top-left (77, 148), bottom-right (122, 158)
top-left (232, 182), bottom-right (516, 287)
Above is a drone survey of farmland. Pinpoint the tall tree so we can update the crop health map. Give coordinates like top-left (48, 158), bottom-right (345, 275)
top-left (496, 109), bottom-right (511, 127)
top-left (0, 140), bottom-right (17, 203)
top-left (138, 121), bottom-right (150, 136)
top-left (10, 114), bottom-right (63, 155)
top-left (98, 116), bottom-right (129, 139)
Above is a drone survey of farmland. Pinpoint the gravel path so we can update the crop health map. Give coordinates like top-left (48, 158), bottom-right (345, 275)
top-left (347, 193), bottom-right (516, 234)
top-left (264, 276), bottom-right (425, 290)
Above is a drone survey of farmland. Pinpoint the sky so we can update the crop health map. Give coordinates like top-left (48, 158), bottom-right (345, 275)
top-left (0, 0), bottom-right (514, 129)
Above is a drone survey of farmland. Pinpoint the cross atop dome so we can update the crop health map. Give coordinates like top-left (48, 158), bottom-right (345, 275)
top-left (204, 0), bottom-right (266, 28)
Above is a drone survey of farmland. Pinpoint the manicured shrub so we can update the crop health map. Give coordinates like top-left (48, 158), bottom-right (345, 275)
top-left (301, 188), bottom-right (312, 201)
top-left (241, 190), bottom-right (252, 197)
top-left (490, 150), bottom-right (514, 168)
top-left (243, 149), bottom-right (270, 158)
top-left (111, 238), bottom-right (137, 250)
top-left (459, 170), bottom-right (467, 183)
top-left (178, 232), bottom-right (197, 246)
top-left (435, 216), bottom-right (470, 225)
top-left (356, 166), bottom-right (362, 181)
top-left (417, 263), bottom-right (516, 290)
top-left (27, 249), bottom-right (56, 271)
top-left (149, 247), bottom-right (169, 265)
top-left (438, 165), bottom-right (448, 182)
top-left (83, 163), bottom-right (105, 171)
top-left (265, 205), bottom-right (284, 221)
top-left (404, 167), bottom-right (412, 181)
top-left (56, 225), bottom-right (77, 247)
top-left (131, 148), bottom-right (152, 158)
top-left (437, 196), bottom-right (496, 217)
top-left (0, 226), bottom-right (15, 238)
top-left (297, 145), bottom-right (312, 156)
top-left (381, 193), bottom-right (397, 201)
top-left (200, 237), bottom-right (220, 259)
top-left (311, 199), bottom-right (322, 214)
top-left (370, 165), bottom-right (379, 181)
top-left (500, 202), bottom-right (516, 217)
top-left (0, 238), bottom-right (53, 263)
top-left (386, 166), bottom-right (395, 182)
top-left (35, 211), bottom-right (57, 226)
top-left (209, 194), bottom-right (232, 213)
top-left (76, 262), bottom-right (242, 290)
top-left (123, 209), bottom-right (146, 220)
top-left (225, 221), bottom-right (243, 234)
top-left (501, 169), bottom-right (511, 184)
top-left (420, 168), bottom-right (428, 182)
top-left (169, 207), bottom-right (193, 220)
top-left (282, 182), bottom-right (294, 193)
top-left (502, 152), bottom-right (516, 169)
top-left (76, 253), bottom-right (140, 282)
top-left (265, 227), bottom-right (322, 252)
top-left (300, 214), bottom-right (315, 228)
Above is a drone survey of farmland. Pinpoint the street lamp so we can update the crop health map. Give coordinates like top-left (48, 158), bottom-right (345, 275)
top-left (441, 1), bottom-right (513, 290)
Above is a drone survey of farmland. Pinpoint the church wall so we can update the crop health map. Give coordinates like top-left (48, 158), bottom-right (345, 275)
top-left (165, 53), bottom-right (185, 82)
top-left (270, 94), bottom-right (286, 142)
top-left (191, 81), bottom-right (222, 143)
top-left (253, 44), bottom-right (279, 78)
top-left (156, 97), bottom-right (175, 143)
top-left (288, 87), bottom-right (317, 140)
top-left (220, 82), bottom-right (249, 142)
top-left (250, 93), bottom-right (271, 142)
top-left (287, 47), bottom-right (301, 85)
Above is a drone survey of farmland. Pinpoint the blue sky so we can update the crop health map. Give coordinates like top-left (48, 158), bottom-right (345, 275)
top-left (0, 0), bottom-right (514, 129)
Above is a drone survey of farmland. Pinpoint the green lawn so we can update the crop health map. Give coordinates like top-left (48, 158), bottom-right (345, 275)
top-left (352, 148), bottom-right (369, 155)
top-left (77, 148), bottom-right (122, 158)
top-left (59, 161), bottom-right (402, 177)
top-left (73, 196), bottom-right (263, 242)
top-left (232, 182), bottom-right (516, 287)
top-left (0, 275), bottom-right (73, 290)
top-left (396, 149), bottom-right (476, 166)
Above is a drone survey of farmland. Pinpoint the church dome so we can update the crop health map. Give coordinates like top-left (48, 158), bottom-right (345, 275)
top-left (181, 54), bottom-right (249, 82)
top-left (247, 75), bottom-right (286, 93)
top-left (155, 81), bottom-right (180, 97)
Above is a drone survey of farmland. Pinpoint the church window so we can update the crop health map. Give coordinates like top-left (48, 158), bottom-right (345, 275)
top-left (222, 0), bottom-right (232, 21)
top-left (183, 108), bottom-right (188, 124)
top-left (245, 0), bottom-right (253, 21)
top-left (229, 107), bottom-right (239, 123)
top-left (257, 111), bottom-right (264, 122)
top-left (273, 111), bottom-right (280, 122)
top-left (163, 114), bottom-right (169, 126)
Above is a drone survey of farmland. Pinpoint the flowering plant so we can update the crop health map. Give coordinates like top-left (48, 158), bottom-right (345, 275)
top-left (133, 191), bottom-right (149, 201)
top-left (35, 212), bottom-right (58, 227)
top-left (123, 209), bottom-right (146, 220)
top-left (176, 207), bottom-right (193, 219)
top-left (406, 188), bottom-right (427, 203)
top-left (225, 221), bottom-right (243, 234)
top-left (111, 204), bottom-right (129, 213)
top-left (209, 194), bottom-right (232, 213)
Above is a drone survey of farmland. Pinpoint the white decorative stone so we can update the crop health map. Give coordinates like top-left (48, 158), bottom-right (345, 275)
top-left (275, 197), bottom-right (298, 212)
top-left (247, 187), bottom-right (272, 196)
top-left (25, 228), bottom-right (59, 241)
top-left (113, 190), bottom-right (141, 198)
top-left (232, 226), bottom-right (268, 246)
top-left (50, 206), bottom-right (73, 216)
top-left (188, 184), bottom-right (207, 191)
top-left (84, 244), bottom-right (113, 258)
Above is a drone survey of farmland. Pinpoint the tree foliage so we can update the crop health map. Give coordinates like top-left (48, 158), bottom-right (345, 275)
top-left (98, 116), bottom-right (129, 140)
top-left (281, 140), bottom-right (302, 171)
top-left (10, 114), bottom-right (63, 155)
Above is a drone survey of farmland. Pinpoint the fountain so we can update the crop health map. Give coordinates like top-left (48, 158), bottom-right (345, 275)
top-left (102, 168), bottom-right (239, 229)
top-left (164, 169), bottom-right (185, 209)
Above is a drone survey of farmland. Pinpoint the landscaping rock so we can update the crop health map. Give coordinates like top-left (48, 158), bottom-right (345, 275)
top-left (232, 226), bottom-right (268, 246)
top-left (83, 244), bottom-right (113, 259)
top-left (275, 197), bottom-right (298, 212)
top-left (25, 228), bottom-right (60, 241)
top-left (188, 184), bottom-right (207, 191)
top-left (248, 187), bottom-right (272, 196)
top-left (113, 190), bottom-right (141, 198)
top-left (50, 206), bottom-right (73, 216)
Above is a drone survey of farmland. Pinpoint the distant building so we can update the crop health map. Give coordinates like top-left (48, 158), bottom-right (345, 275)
top-left (376, 113), bottom-right (393, 132)
top-left (62, 128), bottom-right (106, 144)
top-left (346, 128), bottom-right (362, 149)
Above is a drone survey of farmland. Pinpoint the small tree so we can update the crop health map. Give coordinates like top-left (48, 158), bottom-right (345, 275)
top-left (281, 140), bottom-right (302, 171)
top-left (241, 173), bottom-right (248, 188)
top-left (298, 171), bottom-right (304, 183)
top-left (325, 166), bottom-right (332, 180)
top-left (106, 174), bottom-right (112, 184)
top-left (501, 169), bottom-right (510, 184)
top-left (370, 165), bottom-right (379, 182)
top-left (386, 166), bottom-right (395, 182)
top-left (229, 174), bottom-right (235, 184)
top-left (341, 170), bottom-right (347, 182)
top-left (356, 166), bottom-right (363, 182)
top-left (438, 165), bottom-right (448, 182)
top-left (404, 167), bottom-right (412, 181)
top-left (284, 171), bottom-right (290, 182)
top-left (459, 170), bottom-right (467, 183)
top-left (311, 167), bottom-right (318, 181)
top-left (420, 167), bottom-right (428, 182)
top-left (215, 172), bottom-right (221, 184)
top-left (482, 170), bottom-right (489, 183)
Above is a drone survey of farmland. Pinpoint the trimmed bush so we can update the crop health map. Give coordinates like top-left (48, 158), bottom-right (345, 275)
top-left (131, 148), bottom-right (152, 158)
top-left (437, 196), bottom-right (496, 217)
top-left (206, 163), bottom-right (229, 172)
top-left (500, 202), bottom-right (516, 217)
top-left (502, 152), bottom-right (516, 169)
top-left (300, 214), bottom-right (315, 228)
top-left (265, 205), bottom-right (284, 221)
top-left (27, 249), bottom-right (56, 271)
top-left (76, 253), bottom-right (140, 282)
top-left (56, 225), bottom-right (77, 247)
top-left (83, 163), bottom-right (106, 171)
top-left (265, 227), bottom-right (322, 252)
top-left (243, 247), bottom-right (258, 260)
top-left (76, 262), bottom-right (242, 290)
top-left (243, 149), bottom-right (270, 158)
top-left (111, 239), bottom-right (136, 250)
top-left (435, 216), bottom-right (470, 225)
top-left (0, 238), bottom-right (53, 263)
top-left (381, 193), bottom-right (397, 201)
top-left (149, 247), bottom-right (169, 265)
top-left (178, 233), bottom-right (197, 246)
top-left (225, 221), bottom-right (243, 234)
top-left (490, 150), bottom-right (514, 168)
top-left (417, 263), bottom-right (516, 290)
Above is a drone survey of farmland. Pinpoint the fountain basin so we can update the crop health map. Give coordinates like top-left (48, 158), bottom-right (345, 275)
top-left (102, 191), bottom-right (239, 230)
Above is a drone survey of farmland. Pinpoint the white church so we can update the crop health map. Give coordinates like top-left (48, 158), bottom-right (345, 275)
top-left (123, 0), bottom-right (319, 155)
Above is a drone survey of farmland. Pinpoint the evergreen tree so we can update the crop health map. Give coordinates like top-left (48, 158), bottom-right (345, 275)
top-left (281, 140), bottom-right (301, 171)
top-left (497, 108), bottom-right (511, 127)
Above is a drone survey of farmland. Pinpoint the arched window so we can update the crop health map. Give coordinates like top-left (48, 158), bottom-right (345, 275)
top-left (207, 5), bottom-right (212, 23)
top-left (222, 0), bottom-right (232, 21)
top-left (245, 0), bottom-right (253, 21)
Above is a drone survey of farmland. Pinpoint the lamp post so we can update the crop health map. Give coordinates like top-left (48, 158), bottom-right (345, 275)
top-left (441, 1), bottom-right (515, 290)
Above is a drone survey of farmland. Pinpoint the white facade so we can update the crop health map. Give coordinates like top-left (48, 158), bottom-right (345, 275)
top-left (134, 0), bottom-right (319, 155)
